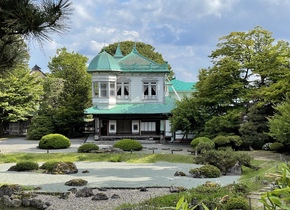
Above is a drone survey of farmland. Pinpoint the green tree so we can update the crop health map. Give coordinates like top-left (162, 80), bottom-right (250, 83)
top-left (47, 48), bottom-right (91, 136)
top-left (170, 97), bottom-right (204, 136)
top-left (0, 67), bottom-right (43, 135)
top-left (192, 26), bottom-right (290, 140)
top-left (102, 41), bottom-right (175, 79)
top-left (0, 0), bottom-right (72, 71)
top-left (268, 98), bottom-right (290, 148)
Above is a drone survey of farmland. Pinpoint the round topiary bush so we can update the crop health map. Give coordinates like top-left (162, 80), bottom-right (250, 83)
top-left (190, 137), bottom-right (212, 148)
top-left (269, 142), bottom-right (284, 152)
top-left (213, 135), bottom-right (230, 147)
top-left (14, 161), bottom-right (39, 171)
top-left (39, 134), bottom-right (71, 149)
top-left (224, 197), bottom-right (249, 210)
top-left (78, 143), bottom-right (99, 153)
top-left (40, 161), bottom-right (61, 172)
top-left (189, 165), bottom-right (221, 178)
top-left (113, 139), bottom-right (142, 151)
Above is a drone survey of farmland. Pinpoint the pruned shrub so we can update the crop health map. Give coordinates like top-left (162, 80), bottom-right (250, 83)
top-left (14, 161), bottom-right (39, 171)
top-left (189, 165), bottom-right (221, 178)
top-left (39, 134), bottom-right (71, 149)
top-left (78, 143), bottom-right (99, 153)
top-left (224, 197), bottom-right (249, 210)
top-left (190, 137), bottom-right (214, 153)
top-left (213, 135), bottom-right (230, 146)
top-left (269, 142), bottom-right (284, 152)
top-left (190, 137), bottom-right (211, 148)
top-left (113, 139), bottom-right (142, 151)
top-left (228, 135), bottom-right (243, 148)
top-left (40, 161), bottom-right (61, 172)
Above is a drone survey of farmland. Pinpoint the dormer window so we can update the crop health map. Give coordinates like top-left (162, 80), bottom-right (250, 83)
top-left (117, 82), bottom-right (130, 99)
top-left (93, 81), bottom-right (116, 98)
top-left (143, 81), bottom-right (157, 100)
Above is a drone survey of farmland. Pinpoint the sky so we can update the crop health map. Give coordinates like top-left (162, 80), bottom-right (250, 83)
top-left (28, 0), bottom-right (290, 82)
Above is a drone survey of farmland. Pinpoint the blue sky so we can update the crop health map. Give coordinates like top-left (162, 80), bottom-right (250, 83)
top-left (28, 0), bottom-right (290, 82)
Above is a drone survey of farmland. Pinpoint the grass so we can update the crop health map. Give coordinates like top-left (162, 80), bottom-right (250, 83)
top-left (0, 152), bottom-right (194, 164)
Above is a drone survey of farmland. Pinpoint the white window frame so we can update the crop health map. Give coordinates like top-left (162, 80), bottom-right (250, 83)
top-left (93, 81), bottom-right (116, 98)
top-left (109, 120), bottom-right (116, 133)
top-left (117, 82), bottom-right (130, 99)
top-left (141, 122), bottom-right (156, 131)
top-left (143, 81), bottom-right (157, 100)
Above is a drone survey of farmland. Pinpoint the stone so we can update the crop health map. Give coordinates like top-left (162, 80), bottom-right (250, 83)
top-left (111, 194), bottom-right (120, 199)
top-left (0, 184), bottom-right (22, 197)
top-left (98, 187), bottom-right (107, 191)
top-left (92, 192), bottom-right (109, 200)
top-left (59, 192), bottom-right (70, 199)
top-left (169, 186), bottom-right (180, 193)
top-left (68, 188), bottom-right (78, 194)
top-left (75, 187), bottom-right (94, 197)
top-left (22, 198), bottom-right (31, 207)
top-left (30, 198), bottom-right (46, 209)
top-left (65, 178), bottom-right (88, 186)
top-left (140, 187), bottom-right (147, 192)
top-left (51, 162), bottom-right (78, 174)
top-left (82, 170), bottom-right (89, 173)
top-left (227, 161), bottom-right (242, 175)
top-left (174, 171), bottom-right (186, 176)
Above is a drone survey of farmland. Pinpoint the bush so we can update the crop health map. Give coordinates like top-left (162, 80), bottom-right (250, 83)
top-left (224, 197), bottom-right (249, 210)
top-left (39, 134), bottom-right (71, 149)
top-left (189, 165), bottom-right (221, 178)
top-left (15, 161), bottom-right (39, 171)
top-left (27, 115), bottom-right (55, 140)
top-left (269, 142), bottom-right (284, 152)
top-left (213, 135), bottom-right (230, 146)
top-left (227, 135), bottom-right (243, 148)
top-left (40, 161), bottom-right (60, 172)
top-left (190, 137), bottom-right (212, 148)
top-left (113, 139), bottom-right (142, 151)
top-left (78, 143), bottom-right (99, 153)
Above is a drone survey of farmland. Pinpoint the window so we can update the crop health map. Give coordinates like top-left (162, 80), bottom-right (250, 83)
top-left (93, 82), bottom-right (98, 96)
top-left (141, 122), bottom-right (156, 131)
top-left (117, 82), bottom-right (130, 99)
top-left (143, 82), bottom-right (157, 99)
top-left (100, 82), bottom-right (107, 97)
top-left (110, 82), bottom-right (115, 97)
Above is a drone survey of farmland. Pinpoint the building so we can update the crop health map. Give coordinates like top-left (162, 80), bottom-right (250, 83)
top-left (85, 44), bottom-right (195, 141)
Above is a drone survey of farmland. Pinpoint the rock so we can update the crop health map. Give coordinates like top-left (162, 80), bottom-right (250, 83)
top-left (51, 162), bottom-right (78, 174)
top-left (82, 170), bottom-right (89, 173)
top-left (140, 187), bottom-right (147, 192)
top-left (30, 198), bottom-right (46, 209)
top-left (0, 184), bottom-right (22, 197)
top-left (75, 187), bottom-right (94, 197)
top-left (59, 192), bottom-right (70, 199)
top-left (98, 187), bottom-right (107, 191)
top-left (169, 186), bottom-right (180, 193)
top-left (22, 198), bottom-right (31, 207)
top-left (65, 178), bottom-right (88, 186)
top-left (92, 193), bottom-right (109, 200)
top-left (111, 194), bottom-right (120, 199)
top-left (227, 161), bottom-right (242, 175)
top-left (68, 188), bottom-right (78, 194)
top-left (174, 171), bottom-right (186, 176)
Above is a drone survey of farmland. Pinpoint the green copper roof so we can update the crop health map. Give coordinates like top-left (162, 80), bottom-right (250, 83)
top-left (114, 43), bottom-right (124, 59)
top-left (85, 97), bottom-right (176, 115)
top-left (87, 51), bottom-right (121, 72)
top-left (118, 46), bottom-right (169, 73)
top-left (168, 78), bottom-right (196, 92)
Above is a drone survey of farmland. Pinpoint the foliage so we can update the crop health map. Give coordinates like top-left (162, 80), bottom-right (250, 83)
top-left (213, 135), bottom-right (230, 146)
top-left (224, 197), bottom-right (250, 210)
top-left (195, 149), bottom-right (252, 174)
top-left (269, 142), bottom-right (285, 152)
top-left (78, 143), bottom-right (99, 153)
top-left (268, 98), bottom-right (290, 148)
top-left (190, 137), bottom-right (214, 153)
top-left (189, 165), bottom-right (221, 178)
top-left (213, 135), bottom-right (243, 149)
top-left (0, 67), bottom-right (43, 135)
top-left (27, 115), bottom-right (54, 140)
top-left (40, 161), bottom-right (61, 172)
top-left (0, 0), bottom-right (72, 71)
top-left (102, 41), bottom-right (174, 80)
top-left (240, 103), bottom-right (273, 149)
top-left (14, 161), bottom-right (39, 171)
top-left (170, 97), bottom-right (204, 135)
top-left (260, 163), bottom-right (290, 209)
top-left (46, 48), bottom-right (91, 137)
top-left (190, 137), bottom-right (212, 148)
top-left (113, 139), bottom-right (142, 151)
top-left (38, 133), bottom-right (71, 149)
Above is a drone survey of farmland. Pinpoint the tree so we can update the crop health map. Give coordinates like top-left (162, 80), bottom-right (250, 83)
top-left (47, 48), bottom-right (91, 136)
top-left (0, 67), bottom-right (43, 135)
top-left (191, 26), bottom-right (290, 142)
top-left (102, 41), bottom-right (175, 80)
top-left (170, 97), bottom-right (204, 136)
top-left (0, 0), bottom-right (72, 71)
top-left (268, 98), bottom-right (290, 148)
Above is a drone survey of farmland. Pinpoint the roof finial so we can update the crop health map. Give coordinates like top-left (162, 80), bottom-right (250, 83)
top-left (114, 42), bottom-right (123, 60)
